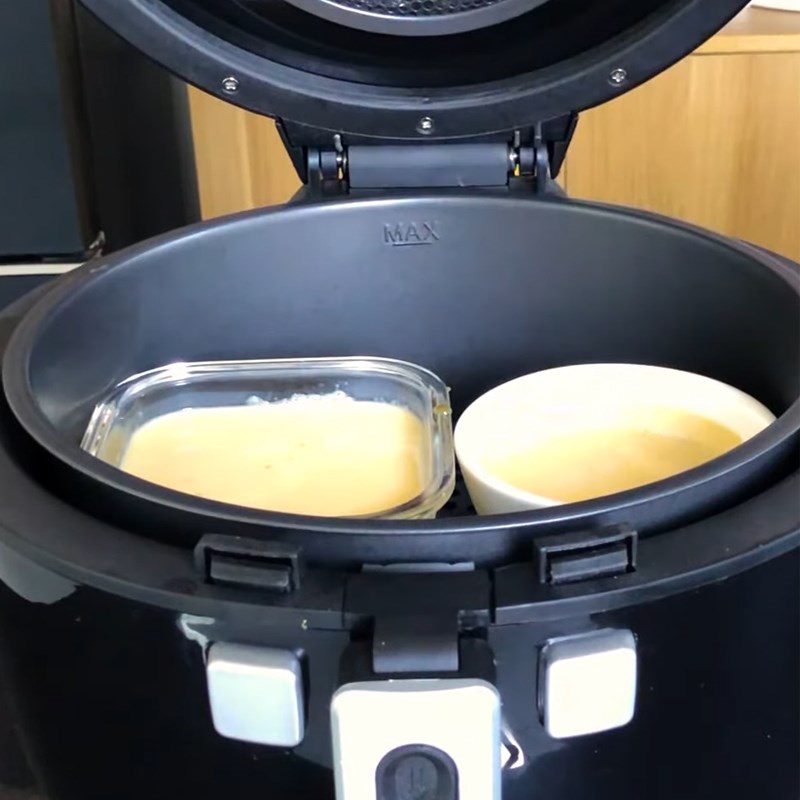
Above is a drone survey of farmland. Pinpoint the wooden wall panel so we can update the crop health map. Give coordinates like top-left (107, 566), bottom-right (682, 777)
top-left (187, 8), bottom-right (800, 260)
top-left (565, 51), bottom-right (800, 260)
top-left (187, 88), bottom-right (299, 219)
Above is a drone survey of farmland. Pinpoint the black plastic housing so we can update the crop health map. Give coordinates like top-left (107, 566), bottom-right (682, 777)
top-left (0, 198), bottom-right (797, 800)
top-left (77, 0), bottom-right (749, 141)
top-left (2, 194), bottom-right (798, 569)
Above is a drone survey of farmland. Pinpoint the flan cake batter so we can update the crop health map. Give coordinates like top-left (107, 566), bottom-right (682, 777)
top-left (121, 394), bottom-right (426, 516)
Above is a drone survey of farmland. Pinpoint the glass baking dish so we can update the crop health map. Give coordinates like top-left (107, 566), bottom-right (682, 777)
top-left (81, 357), bottom-right (455, 519)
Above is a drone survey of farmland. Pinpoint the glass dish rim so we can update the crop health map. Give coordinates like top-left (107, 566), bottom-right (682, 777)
top-left (80, 355), bottom-right (456, 520)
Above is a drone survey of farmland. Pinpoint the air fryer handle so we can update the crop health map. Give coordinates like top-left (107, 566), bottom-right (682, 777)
top-left (334, 571), bottom-right (499, 797)
top-left (331, 677), bottom-right (502, 800)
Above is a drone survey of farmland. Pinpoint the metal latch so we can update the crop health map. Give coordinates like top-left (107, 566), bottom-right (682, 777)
top-left (194, 534), bottom-right (303, 593)
top-left (344, 570), bottom-right (492, 675)
top-left (533, 524), bottom-right (637, 585)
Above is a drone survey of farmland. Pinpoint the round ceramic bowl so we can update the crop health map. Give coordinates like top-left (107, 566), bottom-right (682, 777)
top-left (454, 363), bottom-right (776, 514)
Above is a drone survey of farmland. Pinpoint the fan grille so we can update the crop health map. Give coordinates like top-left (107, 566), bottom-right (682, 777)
top-left (280, 0), bottom-right (546, 36)
top-left (333, 0), bottom-right (505, 18)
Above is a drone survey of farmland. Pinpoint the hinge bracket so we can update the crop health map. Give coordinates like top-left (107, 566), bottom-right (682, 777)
top-left (281, 114), bottom-right (577, 195)
top-left (304, 129), bottom-right (571, 194)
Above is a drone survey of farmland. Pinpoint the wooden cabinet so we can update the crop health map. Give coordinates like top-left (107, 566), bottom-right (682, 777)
top-left (564, 7), bottom-right (800, 260)
top-left (188, 7), bottom-right (800, 259)
top-left (187, 89), bottom-right (300, 217)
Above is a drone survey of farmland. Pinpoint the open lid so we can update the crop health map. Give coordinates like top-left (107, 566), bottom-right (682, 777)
top-left (79, 0), bottom-right (747, 143)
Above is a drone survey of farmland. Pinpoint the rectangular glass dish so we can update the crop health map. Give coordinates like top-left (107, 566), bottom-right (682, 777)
top-left (81, 357), bottom-right (455, 519)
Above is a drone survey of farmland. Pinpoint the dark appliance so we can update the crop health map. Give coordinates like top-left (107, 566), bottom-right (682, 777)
top-left (0, 0), bottom-right (199, 263)
top-left (0, 1), bottom-right (797, 799)
top-left (0, 1), bottom-right (94, 260)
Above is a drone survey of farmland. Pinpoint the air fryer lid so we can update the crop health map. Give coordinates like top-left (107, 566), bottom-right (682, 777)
top-left (78, 0), bottom-right (749, 139)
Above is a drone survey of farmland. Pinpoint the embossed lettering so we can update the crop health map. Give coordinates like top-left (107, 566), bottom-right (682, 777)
top-left (383, 221), bottom-right (440, 246)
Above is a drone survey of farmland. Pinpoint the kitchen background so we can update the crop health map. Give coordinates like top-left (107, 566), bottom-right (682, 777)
top-left (0, 2), bottom-right (797, 798)
top-left (187, 3), bottom-right (800, 261)
top-left (1, 2), bottom-right (798, 271)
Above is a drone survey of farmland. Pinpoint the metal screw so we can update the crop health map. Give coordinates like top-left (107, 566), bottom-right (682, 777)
top-left (222, 76), bottom-right (240, 94)
top-left (608, 68), bottom-right (628, 87)
top-left (333, 133), bottom-right (346, 171)
top-left (417, 116), bottom-right (435, 135)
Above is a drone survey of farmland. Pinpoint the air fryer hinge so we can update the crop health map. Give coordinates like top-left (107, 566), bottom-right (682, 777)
top-left (307, 139), bottom-right (534, 191)
top-left (279, 114), bottom-right (577, 194)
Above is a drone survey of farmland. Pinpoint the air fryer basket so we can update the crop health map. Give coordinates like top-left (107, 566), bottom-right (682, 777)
top-left (3, 194), bottom-right (799, 566)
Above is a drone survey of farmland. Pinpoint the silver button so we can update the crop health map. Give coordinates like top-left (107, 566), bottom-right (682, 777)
top-left (539, 629), bottom-right (637, 739)
top-left (206, 643), bottom-right (304, 747)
